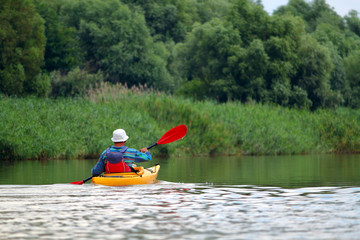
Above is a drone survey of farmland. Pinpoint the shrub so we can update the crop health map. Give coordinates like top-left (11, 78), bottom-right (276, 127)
top-left (50, 68), bottom-right (104, 97)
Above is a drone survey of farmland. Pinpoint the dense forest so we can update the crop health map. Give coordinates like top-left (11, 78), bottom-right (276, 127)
top-left (1, 0), bottom-right (360, 110)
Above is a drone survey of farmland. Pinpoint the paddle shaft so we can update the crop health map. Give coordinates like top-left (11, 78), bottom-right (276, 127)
top-left (82, 176), bottom-right (93, 183)
top-left (147, 143), bottom-right (157, 149)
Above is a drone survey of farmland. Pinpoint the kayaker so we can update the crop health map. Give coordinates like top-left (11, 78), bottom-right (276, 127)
top-left (91, 129), bottom-right (151, 176)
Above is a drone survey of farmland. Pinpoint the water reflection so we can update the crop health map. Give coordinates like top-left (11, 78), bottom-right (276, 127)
top-left (0, 183), bottom-right (359, 239)
top-left (161, 154), bottom-right (360, 187)
top-left (1, 154), bottom-right (360, 187)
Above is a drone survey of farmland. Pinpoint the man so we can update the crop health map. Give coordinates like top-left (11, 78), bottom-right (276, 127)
top-left (91, 129), bottom-right (151, 176)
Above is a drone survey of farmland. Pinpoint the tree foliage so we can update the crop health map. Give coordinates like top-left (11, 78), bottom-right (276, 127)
top-left (344, 50), bottom-right (360, 108)
top-left (1, 0), bottom-right (360, 109)
top-left (59, 0), bottom-right (173, 90)
top-left (274, 0), bottom-right (344, 32)
top-left (345, 10), bottom-right (360, 37)
top-left (175, 19), bottom-right (242, 101)
top-left (34, 0), bottom-right (81, 72)
top-left (0, 0), bottom-right (48, 96)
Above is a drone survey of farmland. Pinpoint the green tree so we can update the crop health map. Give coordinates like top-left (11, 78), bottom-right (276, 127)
top-left (0, 0), bottom-right (48, 96)
top-left (227, 0), bottom-right (269, 45)
top-left (228, 39), bottom-right (269, 102)
top-left (59, 0), bottom-right (173, 90)
top-left (293, 36), bottom-right (342, 109)
top-left (345, 10), bottom-right (360, 37)
top-left (274, 0), bottom-right (311, 18)
top-left (124, 0), bottom-right (182, 42)
top-left (175, 19), bottom-right (242, 101)
top-left (311, 24), bottom-right (349, 103)
top-left (264, 15), bottom-right (305, 86)
top-left (193, 0), bottom-right (231, 24)
top-left (34, 0), bottom-right (81, 72)
top-left (344, 50), bottom-right (360, 108)
top-left (312, 23), bottom-right (351, 57)
top-left (274, 0), bottom-right (344, 33)
top-left (123, 0), bottom-right (199, 43)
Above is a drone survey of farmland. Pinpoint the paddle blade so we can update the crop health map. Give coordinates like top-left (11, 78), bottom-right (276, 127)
top-left (157, 124), bottom-right (187, 145)
top-left (70, 180), bottom-right (84, 185)
top-left (70, 176), bottom-right (93, 185)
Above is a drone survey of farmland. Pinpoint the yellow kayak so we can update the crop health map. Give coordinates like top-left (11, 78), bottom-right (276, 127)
top-left (91, 165), bottom-right (160, 186)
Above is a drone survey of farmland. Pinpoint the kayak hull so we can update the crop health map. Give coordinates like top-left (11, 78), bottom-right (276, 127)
top-left (91, 165), bottom-right (160, 186)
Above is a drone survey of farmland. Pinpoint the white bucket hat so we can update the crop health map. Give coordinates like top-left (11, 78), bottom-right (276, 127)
top-left (111, 129), bottom-right (129, 142)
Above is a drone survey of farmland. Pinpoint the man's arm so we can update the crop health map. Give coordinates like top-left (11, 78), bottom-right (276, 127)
top-left (91, 153), bottom-right (106, 176)
top-left (124, 148), bottom-right (151, 163)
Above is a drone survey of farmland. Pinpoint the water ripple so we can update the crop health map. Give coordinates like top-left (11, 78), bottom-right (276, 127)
top-left (0, 183), bottom-right (359, 239)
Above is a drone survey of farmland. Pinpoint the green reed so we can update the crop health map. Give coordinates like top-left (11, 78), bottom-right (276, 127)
top-left (1, 85), bottom-right (359, 160)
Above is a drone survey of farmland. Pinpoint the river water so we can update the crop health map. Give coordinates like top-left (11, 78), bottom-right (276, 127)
top-left (1, 154), bottom-right (360, 239)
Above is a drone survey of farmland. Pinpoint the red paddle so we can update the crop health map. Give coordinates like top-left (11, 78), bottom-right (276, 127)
top-left (70, 125), bottom-right (187, 185)
top-left (147, 124), bottom-right (187, 149)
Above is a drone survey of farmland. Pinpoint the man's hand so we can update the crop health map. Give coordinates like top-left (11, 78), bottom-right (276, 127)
top-left (139, 147), bottom-right (148, 153)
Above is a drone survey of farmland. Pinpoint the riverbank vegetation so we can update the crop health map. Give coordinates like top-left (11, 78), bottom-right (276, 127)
top-left (1, 0), bottom-right (360, 160)
top-left (1, 84), bottom-right (359, 160)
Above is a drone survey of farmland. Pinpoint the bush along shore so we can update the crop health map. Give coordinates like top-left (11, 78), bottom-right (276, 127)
top-left (1, 84), bottom-right (359, 160)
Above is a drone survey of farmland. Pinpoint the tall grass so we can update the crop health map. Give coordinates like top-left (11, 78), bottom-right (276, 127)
top-left (1, 84), bottom-right (359, 160)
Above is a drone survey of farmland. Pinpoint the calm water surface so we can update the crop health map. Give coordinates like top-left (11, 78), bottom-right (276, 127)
top-left (0, 155), bottom-right (360, 239)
